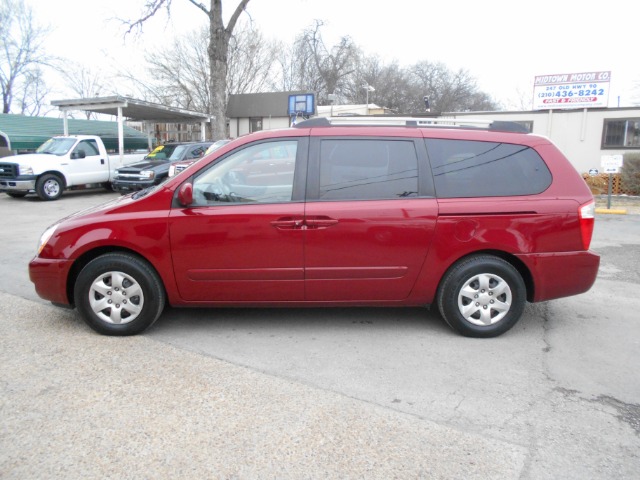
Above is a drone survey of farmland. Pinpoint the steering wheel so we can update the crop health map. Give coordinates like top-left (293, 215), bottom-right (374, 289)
top-left (201, 177), bottom-right (231, 202)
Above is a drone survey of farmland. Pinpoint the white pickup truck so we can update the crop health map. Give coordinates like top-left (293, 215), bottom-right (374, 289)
top-left (0, 135), bottom-right (147, 200)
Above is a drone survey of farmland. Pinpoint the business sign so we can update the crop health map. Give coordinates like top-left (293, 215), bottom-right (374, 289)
top-left (533, 71), bottom-right (611, 110)
top-left (601, 154), bottom-right (623, 174)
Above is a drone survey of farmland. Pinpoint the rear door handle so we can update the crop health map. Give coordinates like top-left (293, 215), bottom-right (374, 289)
top-left (306, 216), bottom-right (338, 229)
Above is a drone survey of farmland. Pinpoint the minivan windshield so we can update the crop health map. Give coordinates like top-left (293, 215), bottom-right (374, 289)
top-left (36, 138), bottom-right (77, 156)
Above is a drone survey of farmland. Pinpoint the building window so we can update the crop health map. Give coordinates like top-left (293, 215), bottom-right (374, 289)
top-left (602, 118), bottom-right (640, 148)
top-left (250, 118), bottom-right (263, 133)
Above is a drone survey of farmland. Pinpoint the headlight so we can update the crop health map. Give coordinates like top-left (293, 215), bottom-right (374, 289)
top-left (19, 165), bottom-right (34, 175)
top-left (37, 224), bottom-right (58, 255)
top-left (140, 170), bottom-right (155, 179)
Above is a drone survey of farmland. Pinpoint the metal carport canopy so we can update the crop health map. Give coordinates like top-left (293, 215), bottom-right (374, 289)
top-left (51, 95), bottom-right (215, 162)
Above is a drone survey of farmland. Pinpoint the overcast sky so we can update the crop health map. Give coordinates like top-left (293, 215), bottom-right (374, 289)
top-left (25, 0), bottom-right (639, 109)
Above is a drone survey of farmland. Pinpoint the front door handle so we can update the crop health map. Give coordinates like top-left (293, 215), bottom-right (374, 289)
top-left (271, 217), bottom-right (304, 230)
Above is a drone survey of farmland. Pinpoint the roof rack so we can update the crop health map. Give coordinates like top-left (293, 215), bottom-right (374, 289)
top-left (293, 116), bottom-right (529, 133)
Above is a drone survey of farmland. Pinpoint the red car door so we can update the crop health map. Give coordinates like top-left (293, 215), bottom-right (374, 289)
top-left (169, 138), bottom-right (307, 302)
top-left (304, 137), bottom-right (438, 302)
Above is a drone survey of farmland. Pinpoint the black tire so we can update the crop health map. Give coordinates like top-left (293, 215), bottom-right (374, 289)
top-left (74, 253), bottom-right (166, 336)
top-left (436, 255), bottom-right (526, 338)
top-left (6, 192), bottom-right (27, 198)
top-left (36, 173), bottom-right (64, 201)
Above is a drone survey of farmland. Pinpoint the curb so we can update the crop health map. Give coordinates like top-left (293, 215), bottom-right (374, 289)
top-left (595, 208), bottom-right (627, 215)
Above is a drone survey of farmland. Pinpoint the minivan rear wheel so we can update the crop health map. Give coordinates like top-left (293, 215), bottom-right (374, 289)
top-left (437, 255), bottom-right (526, 338)
top-left (74, 253), bottom-right (166, 336)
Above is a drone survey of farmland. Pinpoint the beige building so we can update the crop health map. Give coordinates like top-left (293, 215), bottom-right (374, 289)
top-left (317, 104), bottom-right (387, 117)
top-left (227, 91), bottom-right (314, 138)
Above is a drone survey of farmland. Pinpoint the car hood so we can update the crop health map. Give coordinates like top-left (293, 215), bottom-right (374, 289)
top-left (120, 159), bottom-right (171, 170)
top-left (4, 153), bottom-right (63, 165)
top-left (51, 194), bottom-right (135, 229)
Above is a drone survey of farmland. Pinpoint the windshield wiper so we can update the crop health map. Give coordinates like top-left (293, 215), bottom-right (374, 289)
top-left (132, 188), bottom-right (150, 199)
top-left (131, 186), bottom-right (156, 200)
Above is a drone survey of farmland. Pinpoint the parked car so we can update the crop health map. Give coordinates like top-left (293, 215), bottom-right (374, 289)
top-left (205, 139), bottom-right (232, 155)
top-left (29, 117), bottom-right (599, 337)
top-left (112, 141), bottom-right (212, 193)
top-left (168, 139), bottom-right (232, 177)
top-left (0, 135), bottom-right (146, 200)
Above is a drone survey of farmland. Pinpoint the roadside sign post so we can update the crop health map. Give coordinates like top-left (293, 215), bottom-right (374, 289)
top-left (600, 155), bottom-right (624, 209)
top-left (607, 174), bottom-right (613, 209)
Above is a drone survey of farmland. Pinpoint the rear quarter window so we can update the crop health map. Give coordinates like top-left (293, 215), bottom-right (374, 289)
top-left (425, 139), bottom-right (552, 198)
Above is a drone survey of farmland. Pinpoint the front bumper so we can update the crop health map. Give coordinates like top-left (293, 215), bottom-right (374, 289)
top-left (112, 180), bottom-right (154, 193)
top-left (28, 256), bottom-right (74, 306)
top-left (0, 177), bottom-right (36, 192)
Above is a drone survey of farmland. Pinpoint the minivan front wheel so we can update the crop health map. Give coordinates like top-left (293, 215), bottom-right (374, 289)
top-left (437, 255), bottom-right (526, 338)
top-left (74, 253), bottom-right (166, 336)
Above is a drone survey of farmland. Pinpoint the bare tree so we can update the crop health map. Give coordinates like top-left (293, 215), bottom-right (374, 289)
top-left (407, 61), bottom-right (499, 113)
top-left (136, 28), bottom-right (212, 112)
top-left (345, 56), bottom-right (410, 112)
top-left (124, 21), bottom-right (274, 117)
top-left (0, 0), bottom-right (50, 114)
top-left (283, 21), bottom-right (359, 104)
top-left (339, 55), bottom-right (498, 115)
top-left (227, 21), bottom-right (274, 95)
top-left (270, 40), bottom-right (298, 92)
top-left (16, 67), bottom-right (53, 116)
top-left (276, 22), bottom-right (498, 115)
top-left (502, 87), bottom-right (534, 112)
top-left (124, 0), bottom-right (250, 139)
top-left (60, 64), bottom-right (110, 119)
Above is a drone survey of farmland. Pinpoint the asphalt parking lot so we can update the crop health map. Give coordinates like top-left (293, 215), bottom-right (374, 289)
top-left (1, 190), bottom-right (639, 479)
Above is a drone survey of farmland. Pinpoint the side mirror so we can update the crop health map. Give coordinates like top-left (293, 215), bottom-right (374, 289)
top-left (178, 182), bottom-right (193, 206)
top-left (71, 151), bottom-right (86, 159)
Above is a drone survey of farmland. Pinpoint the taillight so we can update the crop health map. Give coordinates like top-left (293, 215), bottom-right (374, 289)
top-left (578, 201), bottom-right (595, 250)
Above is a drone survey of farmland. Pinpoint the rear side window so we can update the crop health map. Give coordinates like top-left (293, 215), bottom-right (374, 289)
top-left (318, 139), bottom-right (419, 200)
top-left (187, 146), bottom-right (207, 159)
top-left (425, 139), bottom-right (552, 198)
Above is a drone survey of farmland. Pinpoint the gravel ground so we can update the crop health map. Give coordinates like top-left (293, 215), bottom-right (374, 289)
top-left (0, 291), bottom-right (527, 479)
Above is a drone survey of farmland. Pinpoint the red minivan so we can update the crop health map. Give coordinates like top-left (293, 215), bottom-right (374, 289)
top-left (29, 117), bottom-right (600, 337)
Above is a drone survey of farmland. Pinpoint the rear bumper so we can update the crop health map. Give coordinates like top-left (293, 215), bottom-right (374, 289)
top-left (28, 256), bottom-right (74, 306)
top-left (516, 250), bottom-right (600, 302)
